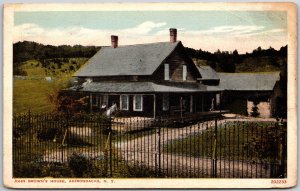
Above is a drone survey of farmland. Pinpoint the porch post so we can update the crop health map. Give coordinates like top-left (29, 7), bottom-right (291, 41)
top-left (153, 94), bottom-right (156, 119)
top-left (201, 94), bottom-right (204, 112)
top-left (190, 95), bottom-right (193, 113)
top-left (89, 93), bottom-right (93, 113)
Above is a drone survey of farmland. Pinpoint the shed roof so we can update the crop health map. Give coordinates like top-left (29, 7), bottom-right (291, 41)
top-left (218, 72), bottom-right (280, 91)
top-left (74, 41), bottom-right (180, 77)
top-left (69, 82), bottom-right (223, 93)
top-left (196, 66), bottom-right (219, 80)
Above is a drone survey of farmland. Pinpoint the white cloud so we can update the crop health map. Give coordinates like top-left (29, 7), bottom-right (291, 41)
top-left (14, 22), bottom-right (287, 54)
top-left (244, 28), bottom-right (286, 37)
top-left (199, 25), bottom-right (265, 35)
top-left (122, 21), bottom-right (167, 35)
top-left (14, 21), bottom-right (167, 46)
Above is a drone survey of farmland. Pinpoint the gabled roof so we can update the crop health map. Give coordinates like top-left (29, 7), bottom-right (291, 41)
top-left (69, 82), bottom-right (223, 93)
top-left (196, 66), bottom-right (219, 80)
top-left (218, 72), bottom-right (280, 91)
top-left (74, 41), bottom-right (181, 77)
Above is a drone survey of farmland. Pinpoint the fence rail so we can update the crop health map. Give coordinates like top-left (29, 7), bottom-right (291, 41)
top-left (13, 112), bottom-right (287, 178)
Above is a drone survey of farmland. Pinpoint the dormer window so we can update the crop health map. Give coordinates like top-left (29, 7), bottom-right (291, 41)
top-left (183, 65), bottom-right (187, 81)
top-left (164, 63), bottom-right (169, 80)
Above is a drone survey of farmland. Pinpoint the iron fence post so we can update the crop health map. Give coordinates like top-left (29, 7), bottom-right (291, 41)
top-left (109, 116), bottom-right (113, 177)
top-left (104, 148), bottom-right (108, 177)
top-left (158, 120), bottom-right (161, 177)
top-left (62, 114), bottom-right (69, 163)
top-left (28, 110), bottom-right (32, 161)
top-left (271, 119), bottom-right (279, 178)
top-left (211, 118), bottom-right (217, 178)
top-left (214, 118), bottom-right (218, 177)
top-left (279, 120), bottom-right (286, 177)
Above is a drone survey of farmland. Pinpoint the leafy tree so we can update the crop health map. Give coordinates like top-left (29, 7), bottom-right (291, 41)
top-left (251, 100), bottom-right (260, 117)
top-left (49, 91), bottom-right (89, 114)
top-left (69, 65), bottom-right (75, 71)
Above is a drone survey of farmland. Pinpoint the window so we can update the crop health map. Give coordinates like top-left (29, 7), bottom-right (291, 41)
top-left (216, 94), bottom-right (220, 106)
top-left (120, 95), bottom-right (129, 110)
top-left (162, 93), bottom-right (169, 111)
top-left (92, 94), bottom-right (98, 106)
top-left (133, 95), bottom-right (143, 111)
top-left (164, 64), bottom-right (169, 80)
top-left (190, 95), bottom-right (193, 112)
top-left (100, 95), bottom-right (108, 108)
top-left (183, 65), bottom-right (187, 81)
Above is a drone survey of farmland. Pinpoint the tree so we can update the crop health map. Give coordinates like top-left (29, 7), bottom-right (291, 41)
top-left (251, 100), bottom-right (260, 117)
top-left (49, 91), bottom-right (89, 114)
top-left (69, 65), bottom-right (75, 71)
top-left (233, 49), bottom-right (239, 56)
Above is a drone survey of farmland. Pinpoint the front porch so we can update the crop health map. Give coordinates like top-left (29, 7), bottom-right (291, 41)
top-left (86, 92), bottom-right (222, 118)
top-left (66, 81), bottom-right (224, 119)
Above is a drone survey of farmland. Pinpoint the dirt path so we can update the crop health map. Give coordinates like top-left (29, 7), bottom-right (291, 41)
top-left (115, 118), bottom-right (275, 178)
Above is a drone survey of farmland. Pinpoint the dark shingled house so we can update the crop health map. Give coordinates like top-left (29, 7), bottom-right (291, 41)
top-left (69, 28), bottom-right (223, 118)
top-left (218, 72), bottom-right (282, 118)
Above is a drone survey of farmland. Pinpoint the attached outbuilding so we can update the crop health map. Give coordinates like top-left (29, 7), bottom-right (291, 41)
top-left (218, 72), bottom-right (282, 118)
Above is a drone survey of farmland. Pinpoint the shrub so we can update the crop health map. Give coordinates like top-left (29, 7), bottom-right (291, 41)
top-left (68, 153), bottom-right (92, 177)
top-left (48, 92), bottom-right (89, 114)
top-left (37, 126), bottom-right (62, 142)
top-left (13, 162), bottom-right (46, 178)
top-left (48, 164), bottom-right (72, 178)
top-left (125, 163), bottom-right (159, 178)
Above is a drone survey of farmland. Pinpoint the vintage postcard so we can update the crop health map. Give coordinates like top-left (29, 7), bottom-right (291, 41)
top-left (3, 2), bottom-right (297, 189)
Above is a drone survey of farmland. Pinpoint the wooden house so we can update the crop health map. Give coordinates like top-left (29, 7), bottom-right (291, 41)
top-left (68, 28), bottom-right (223, 118)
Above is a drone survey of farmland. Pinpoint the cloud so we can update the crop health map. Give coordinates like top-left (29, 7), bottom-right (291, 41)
top-left (14, 21), bottom-right (167, 46)
top-left (122, 21), bottom-right (167, 35)
top-left (14, 22), bottom-right (287, 53)
top-left (244, 28), bottom-right (286, 37)
top-left (199, 25), bottom-right (265, 35)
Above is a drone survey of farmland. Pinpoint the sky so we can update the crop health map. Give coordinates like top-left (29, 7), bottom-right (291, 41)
top-left (14, 11), bottom-right (287, 53)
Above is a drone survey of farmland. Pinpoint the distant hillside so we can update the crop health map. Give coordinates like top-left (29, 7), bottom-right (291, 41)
top-left (14, 41), bottom-right (100, 63)
top-left (13, 41), bottom-right (100, 76)
top-left (13, 41), bottom-right (287, 75)
top-left (186, 45), bottom-right (287, 73)
top-left (14, 58), bottom-right (88, 77)
top-left (235, 56), bottom-right (287, 72)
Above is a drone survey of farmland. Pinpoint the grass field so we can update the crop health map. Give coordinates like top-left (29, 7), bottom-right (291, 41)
top-left (13, 58), bottom-right (88, 113)
top-left (163, 121), bottom-right (280, 162)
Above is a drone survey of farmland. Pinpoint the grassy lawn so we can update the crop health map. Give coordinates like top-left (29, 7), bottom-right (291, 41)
top-left (13, 57), bottom-right (88, 113)
top-left (13, 77), bottom-right (70, 113)
top-left (163, 121), bottom-right (282, 162)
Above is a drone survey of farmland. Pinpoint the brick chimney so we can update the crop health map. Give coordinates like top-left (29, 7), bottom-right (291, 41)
top-left (111, 35), bottom-right (118, 48)
top-left (169, 28), bottom-right (177, 43)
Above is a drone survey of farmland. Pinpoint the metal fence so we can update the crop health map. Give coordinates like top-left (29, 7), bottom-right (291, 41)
top-left (13, 112), bottom-right (287, 178)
